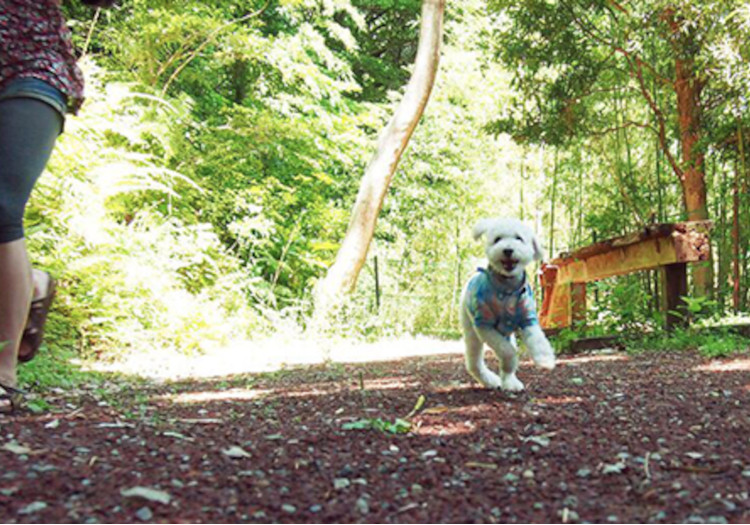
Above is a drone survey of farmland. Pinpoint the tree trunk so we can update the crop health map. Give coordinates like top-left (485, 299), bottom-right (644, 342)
top-left (736, 121), bottom-right (747, 311)
top-left (548, 149), bottom-right (558, 258)
top-left (732, 151), bottom-right (741, 312)
top-left (314, 0), bottom-right (445, 314)
top-left (670, 14), bottom-right (712, 297)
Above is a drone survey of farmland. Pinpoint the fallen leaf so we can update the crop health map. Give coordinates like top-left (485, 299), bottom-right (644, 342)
top-left (2, 442), bottom-right (31, 455)
top-left (422, 406), bottom-right (451, 415)
top-left (162, 431), bottom-right (193, 442)
top-left (96, 422), bottom-right (135, 429)
top-left (222, 446), bottom-right (252, 459)
top-left (405, 395), bottom-right (426, 418)
top-left (120, 486), bottom-right (172, 505)
top-left (176, 418), bottom-right (223, 424)
top-left (17, 501), bottom-right (47, 515)
top-left (602, 462), bottom-right (627, 474)
top-left (465, 462), bottom-right (498, 470)
top-left (523, 436), bottom-right (551, 447)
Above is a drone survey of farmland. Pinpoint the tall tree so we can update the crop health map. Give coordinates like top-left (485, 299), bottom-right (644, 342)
top-left (315, 0), bottom-right (446, 315)
top-left (486, 0), bottom-right (749, 297)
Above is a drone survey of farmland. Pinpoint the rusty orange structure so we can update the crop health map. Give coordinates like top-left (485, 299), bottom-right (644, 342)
top-left (539, 221), bottom-right (712, 330)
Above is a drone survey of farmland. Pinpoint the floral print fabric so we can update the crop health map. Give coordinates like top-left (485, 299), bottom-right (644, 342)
top-left (0, 0), bottom-right (84, 113)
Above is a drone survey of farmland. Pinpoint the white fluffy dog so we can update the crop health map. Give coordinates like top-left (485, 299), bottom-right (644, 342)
top-left (460, 217), bottom-right (556, 391)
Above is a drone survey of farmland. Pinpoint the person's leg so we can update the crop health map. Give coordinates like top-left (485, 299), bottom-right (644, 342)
top-left (0, 97), bottom-right (63, 403)
top-left (0, 239), bottom-right (33, 388)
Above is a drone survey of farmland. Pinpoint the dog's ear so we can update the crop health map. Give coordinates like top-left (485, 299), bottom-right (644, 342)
top-left (472, 219), bottom-right (492, 241)
top-left (531, 232), bottom-right (545, 261)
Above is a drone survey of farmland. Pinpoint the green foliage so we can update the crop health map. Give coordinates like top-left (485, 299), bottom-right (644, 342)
top-left (342, 417), bottom-right (412, 434)
top-left (29, 0), bottom-right (749, 363)
top-left (586, 277), bottom-right (661, 333)
top-left (626, 328), bottom-right (750, 359)
top-left (27, 65), bottom-right (264, 359)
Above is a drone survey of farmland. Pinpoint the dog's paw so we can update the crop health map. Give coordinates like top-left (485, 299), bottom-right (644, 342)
top-left (533, 351), bottom-right (556, 371)
top-left (529, 340), bottom-right (556, 371)
top-left (476, 371), bottom-right (503, 389)
top-left (501, 374), bottom-right (525, 392)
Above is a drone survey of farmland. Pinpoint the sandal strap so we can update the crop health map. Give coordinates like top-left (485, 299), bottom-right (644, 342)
top-left (0, 383), bottom-right (27, 396)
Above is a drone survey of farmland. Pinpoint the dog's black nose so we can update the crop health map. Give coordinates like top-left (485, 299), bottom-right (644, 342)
top-left (503, 248), bottom-right (514, 257)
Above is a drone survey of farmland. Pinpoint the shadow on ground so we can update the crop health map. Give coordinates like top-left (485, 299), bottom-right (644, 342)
top-left (2, 350), bottom-right (749, 523)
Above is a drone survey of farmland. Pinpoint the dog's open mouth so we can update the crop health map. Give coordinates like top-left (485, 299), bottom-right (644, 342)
top-left (501, 259), bottom-right (519, 272)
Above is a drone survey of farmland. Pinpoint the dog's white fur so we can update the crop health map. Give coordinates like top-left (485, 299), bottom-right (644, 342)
top-left (460, 217), bottom-right (556, 391)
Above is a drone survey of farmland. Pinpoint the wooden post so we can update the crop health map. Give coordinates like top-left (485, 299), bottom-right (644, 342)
top-left (571, 282), bottom-right (587, 326)
top-left (663, 263), bottom-right (688, 330)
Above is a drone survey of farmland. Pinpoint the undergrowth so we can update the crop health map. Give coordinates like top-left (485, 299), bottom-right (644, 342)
top-left (625, 328), bottom-right (750, 358)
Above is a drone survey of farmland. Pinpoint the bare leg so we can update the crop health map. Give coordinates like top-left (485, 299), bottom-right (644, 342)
top-left (0, 97), bottom-right (63, 404)
top-left (0, 239), bottom-right (33, 389)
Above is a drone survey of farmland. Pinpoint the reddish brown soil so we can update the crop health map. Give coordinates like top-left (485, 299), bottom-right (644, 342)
top-left (1, 350), bottom-right (749, 523)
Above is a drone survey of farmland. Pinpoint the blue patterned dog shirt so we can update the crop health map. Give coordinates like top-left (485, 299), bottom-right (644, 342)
top-left (465, 268), bottom-right (539, 338)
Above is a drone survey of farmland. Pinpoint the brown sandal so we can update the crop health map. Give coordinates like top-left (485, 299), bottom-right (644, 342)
top-left (0, 383), bottom-right (25, 414)
top-left (18, 274), bottom-right (57, 363)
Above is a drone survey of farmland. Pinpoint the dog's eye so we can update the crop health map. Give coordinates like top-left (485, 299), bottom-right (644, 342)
top-left (515, 235), bottom-right (523, 242)
top-left (493, 236), bottom-right (503, 244)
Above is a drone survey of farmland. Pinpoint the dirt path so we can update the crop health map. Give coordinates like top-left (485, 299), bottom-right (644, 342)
top-left (2, 350), bottom-right (749, 523)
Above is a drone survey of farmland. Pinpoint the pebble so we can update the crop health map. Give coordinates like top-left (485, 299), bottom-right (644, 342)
top-left (576, 468), bottom-right (592, 478)
top-left (334, 478), bottom-right (351, 490)
top-left (135, 507), bottom-right (153, 522)
top-left (356, 498), bottom-right (369, 515)
top-left (281, 504), bottom-right (296, 514)
top-left (309, 505), bottom-right (323, 513)
top-left (503, 473), bottom-right (519, 483)
top-left (522, 469), bottom-right (535, 480)
top-left (18, 501), bottom-right (48, 515)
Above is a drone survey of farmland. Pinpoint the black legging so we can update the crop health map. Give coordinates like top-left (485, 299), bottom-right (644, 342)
top-left (0, 97), bottom-right (63, 244)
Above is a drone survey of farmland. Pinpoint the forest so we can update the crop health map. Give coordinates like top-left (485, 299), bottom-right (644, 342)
top-left (3, 1), bottom-right (750, 523)
top-left (19, 0), bottom-right (745, 370)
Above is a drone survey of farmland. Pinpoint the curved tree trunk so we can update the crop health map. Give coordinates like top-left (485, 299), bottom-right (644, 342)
top-left (314, 0), bottom-right (445, 316)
